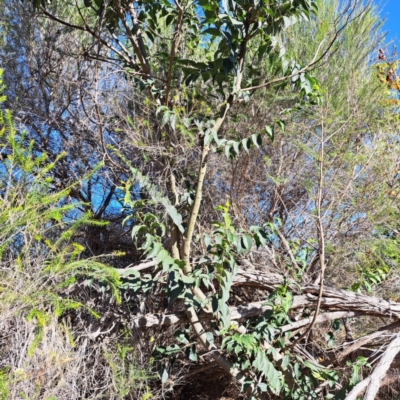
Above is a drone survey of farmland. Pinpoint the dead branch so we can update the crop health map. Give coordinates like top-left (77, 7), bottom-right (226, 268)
top-left (233, 270), bottom-right (400, 319)
top-left (330, 320), bottom-right (400, 365)
top-left (345, 333), bottom-right (400, 400)
top-left (280, 311), bottom-right (361, 334)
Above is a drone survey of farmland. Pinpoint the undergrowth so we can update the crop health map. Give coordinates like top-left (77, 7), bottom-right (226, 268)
top-left (0, 69), bottom-right (155, 399)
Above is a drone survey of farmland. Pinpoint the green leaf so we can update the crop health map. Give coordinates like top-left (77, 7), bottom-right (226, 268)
top-left (170, 113), bottom-right (176, 131)
top-left (222, 58), bottom-right (235, 75)
top-left (118, 268), bottom-right (140, 278)
top-left (257, 382), bottom-right (268, 392)
top-left (165, 344), bottom-right (180, 355)
top-left (241, 234), bottom-right (253, 251)
top-left (160, 365), bottom-right (168, 383)
top-left (263, 126), bottom-right (274, 142)
top-left (253, 231), bottom-right (267, 248)
top-left (203, 27), bottom-right (220, 36)
top-left (165, 204), bottom-right (184, 233)
top-left (146, 242), bottom-right (163, 258)
top-left (181, 275), bottom-right (195, 284)
top-left (165, 14), bottom-right (174, 26)
top-left (242, 137), bottom-right (251, 153)
top-left (281, 355), bottom-right (290, 369)
top-left (185, 344), bottom-right (198, 362)
top-left (276, 119), bottom-right (285, 133)
top-left (161, 111), bottom-right (170, 127)
top-left (232, 141), bottom-right (241, 155)
top-left (218, 299), bottom-right (231, 327)
top-left (253, 350), bottom-right (281, 394)
top-left (251, 133), bottom-right (262, 148)
top-left (131, 224), bottom-right (146, 240)
top-left (141, 233), bottom-right (154, 250)
top-left (175, 329), bottom-right (189, 344)
top-left (225, 144), bottom-right (232, 159)
top-left (156, 249), bottom-right (170, 263)
top-left (205, 332), bottom-right (214, 346)
top-left (167, 271), bottom-right (184, 305)
top-left (237, 334), bottom-right (256, 350)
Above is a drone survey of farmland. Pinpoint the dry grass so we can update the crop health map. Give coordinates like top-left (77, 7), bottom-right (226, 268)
top-left (0, 311), bottom-right (156, 400)
top-left (0, 256), bottom-right (157, 400)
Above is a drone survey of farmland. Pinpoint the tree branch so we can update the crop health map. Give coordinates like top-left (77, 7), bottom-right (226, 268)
top-left (164, 0), bottom-right (185, 107)
top-left (345, 333), bottom-right (400, 400)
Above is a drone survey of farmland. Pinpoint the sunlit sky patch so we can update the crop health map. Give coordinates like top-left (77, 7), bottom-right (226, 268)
top-left (379, 0), bottom-right (400, 45)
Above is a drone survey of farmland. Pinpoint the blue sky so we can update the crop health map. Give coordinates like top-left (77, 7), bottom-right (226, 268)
top-left (379, 0), bottom-right (400, 45)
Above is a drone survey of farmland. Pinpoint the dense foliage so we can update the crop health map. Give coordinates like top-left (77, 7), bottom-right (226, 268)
top-left (1, 0), bottom-right (400, 399)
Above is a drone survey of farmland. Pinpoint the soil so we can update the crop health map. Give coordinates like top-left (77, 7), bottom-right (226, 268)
top-left (174, 373), bottom-right (246, 400)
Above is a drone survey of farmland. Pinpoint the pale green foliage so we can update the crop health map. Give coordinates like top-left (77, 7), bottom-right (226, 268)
top-left (0, 88), bottom-right (121, 319)
top-left (103, 342), bottom-right (155, 400)
top-left (0, 368), bottom-right (9, 400)
top-left (0, 69), bottom-right (156, 399)
top-left (0, 71), bottom-right (133, 397)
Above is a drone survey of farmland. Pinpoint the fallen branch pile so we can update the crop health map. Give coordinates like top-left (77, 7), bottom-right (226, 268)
top-left (130, 266), bottom-right (400, 398)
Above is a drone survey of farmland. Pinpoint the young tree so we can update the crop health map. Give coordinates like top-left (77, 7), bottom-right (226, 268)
top-left (4, 0), bottom-right (400, 398)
